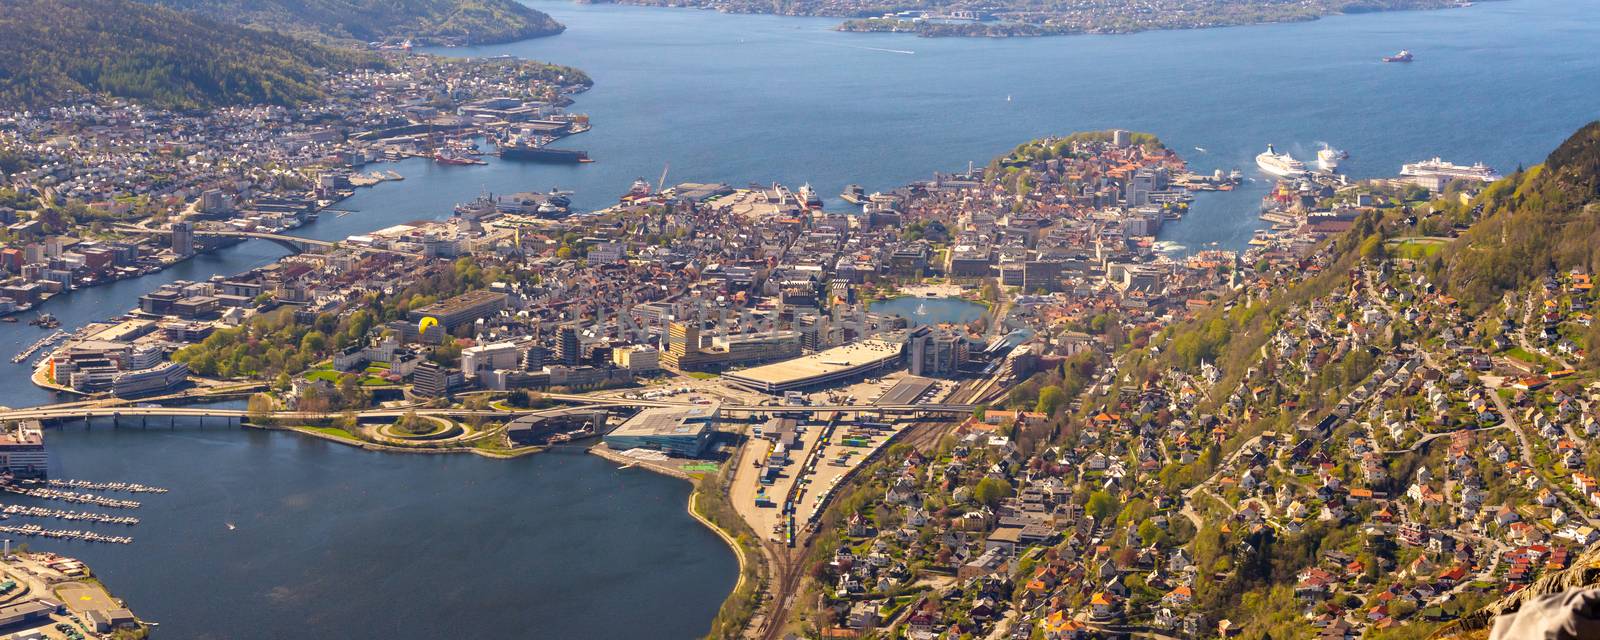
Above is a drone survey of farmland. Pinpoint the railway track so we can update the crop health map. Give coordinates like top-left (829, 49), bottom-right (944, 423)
top-left (752, 376), bottom-right (985, 638)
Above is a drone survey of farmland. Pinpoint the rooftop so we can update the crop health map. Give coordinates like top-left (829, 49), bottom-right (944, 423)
top-left (724, 339), bottom-right (903, 389)
top-left (610, 404), bottom-right (720, 438)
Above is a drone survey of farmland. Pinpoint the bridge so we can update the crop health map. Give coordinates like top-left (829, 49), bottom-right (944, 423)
top-left (115, 225), bottom-right (423, 258)
top-left (0, 400), bottom-right (976, 424)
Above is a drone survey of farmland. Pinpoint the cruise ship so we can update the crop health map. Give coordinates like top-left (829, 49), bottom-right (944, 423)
top-left (1256, 144), bottom-right (1308, 177)
top-left (1400, 157), bottom-right (1501, 183)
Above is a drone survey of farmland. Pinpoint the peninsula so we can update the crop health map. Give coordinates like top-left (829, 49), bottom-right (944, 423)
top-left (578, 0), bottom-right (1480, 38)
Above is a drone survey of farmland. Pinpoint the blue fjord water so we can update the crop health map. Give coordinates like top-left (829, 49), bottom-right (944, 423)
top-left (1, 0), bottom-right (1597, 636)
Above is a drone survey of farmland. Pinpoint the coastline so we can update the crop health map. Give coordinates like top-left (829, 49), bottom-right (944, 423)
top-left (249, 423), bottom-right (550, 458)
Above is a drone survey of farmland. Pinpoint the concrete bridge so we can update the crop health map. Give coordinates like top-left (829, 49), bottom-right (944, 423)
top-left (0, 400), bottom-right (976, 425)
top-left (116, 225), bottom-right (423, 258)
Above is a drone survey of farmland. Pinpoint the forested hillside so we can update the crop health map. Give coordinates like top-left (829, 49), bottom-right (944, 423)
top-left (0, 0), bottom-right (371, 109)
top-left (144, 0), bottom-right (565, 44)
top-left (1439, 122), bottom-right (1600, 315)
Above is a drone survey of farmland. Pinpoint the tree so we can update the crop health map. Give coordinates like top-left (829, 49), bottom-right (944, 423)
top-left (1036, 386), bottom-right (1066, 416)
top-left (973, 477), bottom-right (1012, 507)
top-left (246, 393), bottom-right (275, 425)
top-left (1086, 491), bottom-right (1118, 522)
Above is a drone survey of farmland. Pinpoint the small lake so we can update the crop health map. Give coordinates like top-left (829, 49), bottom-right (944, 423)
top-left (871, 296), bottom-right (989, 325)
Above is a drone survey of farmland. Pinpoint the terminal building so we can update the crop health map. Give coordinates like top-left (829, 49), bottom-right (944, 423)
top-left (722, 339), bottom-right (905, 394)
top-left (603, 404), bottom-right (720, 458)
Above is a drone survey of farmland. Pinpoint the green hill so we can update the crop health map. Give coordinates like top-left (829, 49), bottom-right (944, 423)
top-left (0, 0), bottom-right (371, 110)
top-left (1439, 121), bottom-right (1600, 311)
top-left (144, 0), bottom-right (565, 44)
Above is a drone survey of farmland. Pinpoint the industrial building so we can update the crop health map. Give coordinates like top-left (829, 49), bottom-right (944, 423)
top-left (603, 404), bottom-right (720, 457)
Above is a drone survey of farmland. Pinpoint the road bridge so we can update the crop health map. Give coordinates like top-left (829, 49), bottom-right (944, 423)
top-left (115, 225), bottom-right (423, 258)
top-left (0, 401), bottom-right (975, 424)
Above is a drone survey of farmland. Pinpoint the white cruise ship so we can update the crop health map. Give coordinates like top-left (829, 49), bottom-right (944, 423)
top-left (1400, 157), bottom-right (1501, 183)
top-left (1256, 144), bottom-right (1308, 177)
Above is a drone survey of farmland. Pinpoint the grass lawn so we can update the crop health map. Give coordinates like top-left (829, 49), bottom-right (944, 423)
top-left (305, 369), bottom-right (341, 383)
top-left (302, 426), bottom-right (360, 442)
top-left (1388, 239), bottom-right (1448, 260)
top-left (685, 371), bottom-right (718, 380)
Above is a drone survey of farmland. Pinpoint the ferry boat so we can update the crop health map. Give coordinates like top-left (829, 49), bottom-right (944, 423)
top-left (1256, 144), bottom-right (1308, 177)
top-left (1383, 49), bottom-right (1414, 63)
top-left (498, 136), bottom-right (590, 163)
top-left (839, 184), bottom-right (866, 205)
top-left (1316, 147), bottom-right (1345, 172)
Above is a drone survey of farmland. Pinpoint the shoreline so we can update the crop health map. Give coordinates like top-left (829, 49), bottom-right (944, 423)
top-left (249, 423), bottom-right (550, 459)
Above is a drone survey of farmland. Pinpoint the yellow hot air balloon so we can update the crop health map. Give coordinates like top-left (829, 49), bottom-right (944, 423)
top-left (418, 316), bottom-right (439, 336)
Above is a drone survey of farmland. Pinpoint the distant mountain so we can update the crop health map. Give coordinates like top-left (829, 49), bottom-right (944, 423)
top-left (0, 0), bottom-right (370, 110)
top-left (143, 0), bottom-right (565, 45)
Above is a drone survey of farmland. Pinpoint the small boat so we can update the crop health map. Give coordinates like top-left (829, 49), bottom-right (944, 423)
top-left (1383, 49), bottom-right (1414, 63)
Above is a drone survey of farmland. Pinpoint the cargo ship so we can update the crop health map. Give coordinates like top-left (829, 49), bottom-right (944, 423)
top-left (839, 184), bottom-right (866, 205)
top-left (498, 136), bottom-right (591, 163)
top-left (1383, 49), bottom-right (1414, 63)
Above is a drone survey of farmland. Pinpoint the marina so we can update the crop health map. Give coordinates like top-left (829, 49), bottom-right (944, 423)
top-left (0, 523), bottom-right (131, 544)
top-left (22, 478), bottom-right (168, 494)
top-left (2, 505), bottom-right (140, 525)
top-left (0, 485), bottom-right (141, 509)
top-left (11, 330), bottom-right (66, 364)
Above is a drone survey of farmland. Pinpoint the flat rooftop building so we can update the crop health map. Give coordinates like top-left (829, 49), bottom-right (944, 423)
top-left (722, 339), bottom-right (904, 394)
top-left (408, 289), bottom-right (508, 331)
top-left (604, 403), bottom-right (719, 458)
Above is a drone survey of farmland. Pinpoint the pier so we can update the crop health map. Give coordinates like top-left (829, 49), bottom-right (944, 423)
top-left (0, 485), bottom-right (141, 509)
top-left (3, 504), bottom-right (139, 525)
top-left (0, 523), bottom-right (131, 544)
top-left (23, 478), bottom-right (168, 494)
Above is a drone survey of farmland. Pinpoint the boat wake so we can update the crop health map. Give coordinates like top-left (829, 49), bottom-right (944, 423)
top-left (793, 38), bottom-right (915, 55)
